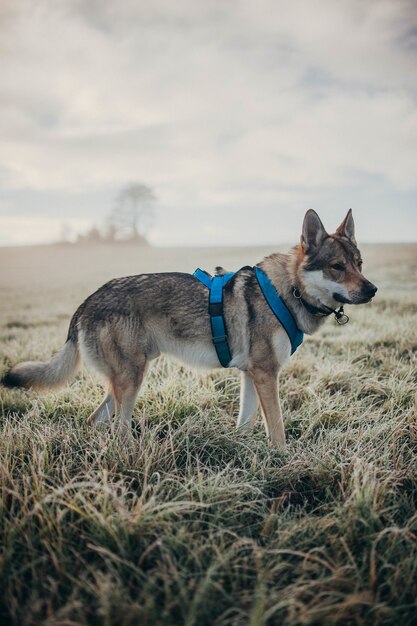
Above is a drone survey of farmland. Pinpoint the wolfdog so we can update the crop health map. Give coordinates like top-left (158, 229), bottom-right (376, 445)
top-left (2, 210), bottom-right (377, 447)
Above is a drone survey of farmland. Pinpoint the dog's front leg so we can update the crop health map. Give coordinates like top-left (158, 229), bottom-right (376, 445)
top-left (87, 391), bottom-right (115, 427)
top-left (236, 371), bottom-right (259, 432)
top-left (249, 367), bottom-right (285, 448)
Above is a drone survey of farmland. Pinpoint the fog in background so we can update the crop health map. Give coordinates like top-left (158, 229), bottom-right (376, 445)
top-left (0, 0), bottom-right (416, 247)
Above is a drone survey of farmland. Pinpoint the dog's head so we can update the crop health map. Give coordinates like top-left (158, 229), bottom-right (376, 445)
top-left (298, 209), bottom-right (377, 308)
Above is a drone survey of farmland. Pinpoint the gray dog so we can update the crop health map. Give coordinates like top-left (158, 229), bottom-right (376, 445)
top-left (2, 210), bottom-right (377, 448)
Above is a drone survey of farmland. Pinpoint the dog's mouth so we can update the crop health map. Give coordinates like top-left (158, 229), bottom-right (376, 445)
top-left (333, 293), bottom-right (352, 304)
top-left (333, 292), bottom-right (375, 305)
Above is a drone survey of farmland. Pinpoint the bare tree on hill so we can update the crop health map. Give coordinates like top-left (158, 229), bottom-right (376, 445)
top-left (109, 183), bottom-right (156, 244)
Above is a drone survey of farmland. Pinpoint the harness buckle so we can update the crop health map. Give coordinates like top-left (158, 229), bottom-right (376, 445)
top-left (209, 301), bottom-right (223, 316)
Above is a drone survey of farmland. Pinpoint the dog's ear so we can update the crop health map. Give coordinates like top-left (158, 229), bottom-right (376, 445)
top-left (301, 209), bottom-right (328, 252)
top-left (336, 209), bottom-right (356, 245)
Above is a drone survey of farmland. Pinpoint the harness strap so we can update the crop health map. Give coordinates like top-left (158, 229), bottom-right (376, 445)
top-left (194, 268), bottom-right (235, 367)
top-left (255, 267), bottom-right (304, 354)
top-left (193, 268), bottom-right (212, 289)
top-left (194, 265), bottom-right (304, 367)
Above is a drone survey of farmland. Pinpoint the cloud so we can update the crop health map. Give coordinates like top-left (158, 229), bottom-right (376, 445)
top-left (0, 0), bottom-right (416, 244)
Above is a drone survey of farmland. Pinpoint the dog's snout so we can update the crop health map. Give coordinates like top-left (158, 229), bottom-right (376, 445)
top-left (363, 281), bottom-right (377, 298)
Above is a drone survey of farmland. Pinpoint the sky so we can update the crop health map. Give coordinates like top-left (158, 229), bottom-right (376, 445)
top-left (0, 0), bottom-right (416, 246)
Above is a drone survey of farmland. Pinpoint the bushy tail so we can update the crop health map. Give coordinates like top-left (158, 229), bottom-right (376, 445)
top-left (2, 339), bottom-right (80, 391)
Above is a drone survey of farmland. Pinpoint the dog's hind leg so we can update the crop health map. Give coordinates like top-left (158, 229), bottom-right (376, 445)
top-left (249, 367), bottom-right (285, 448)
top-left (87, 390), bottom-right (115, 427)
top-left (111, 358), bottom-right (148, 432)
top-left (236, 371), bottom-right (259, 432)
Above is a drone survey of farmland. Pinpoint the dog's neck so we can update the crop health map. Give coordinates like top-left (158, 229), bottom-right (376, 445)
top-left (258, 249), bottom-right (327, 335)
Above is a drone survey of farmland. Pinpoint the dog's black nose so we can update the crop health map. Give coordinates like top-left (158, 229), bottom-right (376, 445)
top-left (365, 283), bottom-right (378, 297)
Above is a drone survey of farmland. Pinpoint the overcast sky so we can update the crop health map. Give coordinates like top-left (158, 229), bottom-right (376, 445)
top-left (0, 0), bottom-right (416, 246)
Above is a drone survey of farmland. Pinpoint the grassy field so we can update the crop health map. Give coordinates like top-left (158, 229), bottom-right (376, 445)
top-left (0, 242), bottom-right (416, 626)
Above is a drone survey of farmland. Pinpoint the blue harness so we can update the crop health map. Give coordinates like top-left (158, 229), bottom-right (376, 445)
top-left (193, 268), bottom-right (235, 367)
top-left (193, 266), bottom-right (304, 368)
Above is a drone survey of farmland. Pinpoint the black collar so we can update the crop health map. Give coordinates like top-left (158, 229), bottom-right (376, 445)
top-left (292, 287), bottom-right (349, 325)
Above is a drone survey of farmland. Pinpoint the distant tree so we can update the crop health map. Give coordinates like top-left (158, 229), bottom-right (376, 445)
top-left (60, 222), bottom-right (73, 243)
top-left (109, 183), bottom-right (156, 243)
top-left (85, 225), bottom-right (102, 242)
top-left (103, 221), bottom-right (117, 242)
top-left (77, 225), bottom-right (103, 244)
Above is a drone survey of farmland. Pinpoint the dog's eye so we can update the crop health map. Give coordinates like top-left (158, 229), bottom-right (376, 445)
top-left (331, 263), bottom-right (345, 271)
